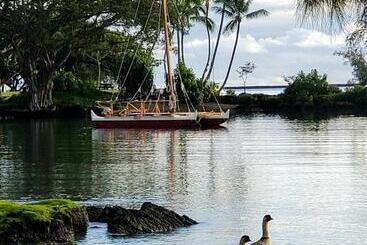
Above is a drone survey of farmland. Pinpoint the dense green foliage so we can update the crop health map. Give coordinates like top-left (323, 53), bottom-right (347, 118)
top-left (175, 62), bottom-right (203, 104)
top-left (0, 0), bottom-right (159, 111)
top-left (0, 199), bottom-right (79, 234)
top-left (282, 69), bottom-right (341, 105)
top-left (52, 71), bottom-right (106, 109)
top-left (343, 85), bottom-right (367, 106)
top-left (336, 47), bottom-right (367, 85)
top-left (174, 62), bottom-right (220, 105)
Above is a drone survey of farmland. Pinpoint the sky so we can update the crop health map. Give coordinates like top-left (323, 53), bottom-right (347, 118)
top-left (154, 0), bottom-right (353, 88)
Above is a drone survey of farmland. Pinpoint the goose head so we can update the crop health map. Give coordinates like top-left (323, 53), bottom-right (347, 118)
top-left (264, 214), bottom-right (273, 223)
top-left (239, 235), bottom-right (251, 245)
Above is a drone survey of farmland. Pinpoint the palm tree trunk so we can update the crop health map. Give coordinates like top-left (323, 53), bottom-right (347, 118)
top-left (219, 22), bottom-right (241, 92)
top-left (201, 1), bottom-right (211, 84)
top-left (205, 5), bottom-right (225, 82)
top-left (181, 30), bottom-right (185, 64)
top-left (176, 29), bottom-right (181, 63)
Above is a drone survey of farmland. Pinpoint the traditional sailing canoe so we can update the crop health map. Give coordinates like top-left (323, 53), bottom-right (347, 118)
top-left (90, 0), bottom-right (230, 129)
top-left (91, 110), bottom-right (198, 128)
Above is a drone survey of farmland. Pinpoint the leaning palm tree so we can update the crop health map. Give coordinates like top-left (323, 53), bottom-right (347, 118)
top-left (204, 0), bottom-right (231, 83)
top-left (219, 0), bottom-right (269, 92)
top-left (194, 1), bottom-right (215, 82)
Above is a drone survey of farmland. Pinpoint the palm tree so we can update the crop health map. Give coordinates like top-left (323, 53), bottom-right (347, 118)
top-left (173, 0), bottom-right (204, 64)
top-left (200, 0), bottom-right (214, 83)
top-left (204, 0), bottom-right (230, 83)
top-left (219, 0), bottom-right (269, 92)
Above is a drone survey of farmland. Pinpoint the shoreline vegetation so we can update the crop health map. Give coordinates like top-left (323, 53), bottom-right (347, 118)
top-left (1, 69), bottom-right (367, 119)
top-left (0, 199), bottom-right (197, 244)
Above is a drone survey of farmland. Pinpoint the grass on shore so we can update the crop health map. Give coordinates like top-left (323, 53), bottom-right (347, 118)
top-left (0, 91), bottom-right (21, 102)
top-left (0, 199), bottom-right (80, 233)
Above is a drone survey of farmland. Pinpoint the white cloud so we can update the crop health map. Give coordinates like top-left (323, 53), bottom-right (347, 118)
top-left (187, 39), bottom-right (207, 48)
top-left (153, 1), bottom-right (353, 88)
top-left (294, 30), bottom-right (345, 48)
top-left (185, 34), bottom-right (267, 54)
top-left (238, 35), bottom-right (267, 53)
top-left (259, 37), bottom-right (286, 46)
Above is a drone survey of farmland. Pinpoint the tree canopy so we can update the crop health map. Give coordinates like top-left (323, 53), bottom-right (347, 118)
top-left (0, 0), bottom-right (160, 111)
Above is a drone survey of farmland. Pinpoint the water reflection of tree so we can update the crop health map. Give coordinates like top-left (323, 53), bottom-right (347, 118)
top-left (0, 119), bottom-right (94, 199)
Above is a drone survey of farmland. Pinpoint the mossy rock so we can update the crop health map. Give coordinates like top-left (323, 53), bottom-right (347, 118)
top-left (0, 199), bottom-right (88, 244)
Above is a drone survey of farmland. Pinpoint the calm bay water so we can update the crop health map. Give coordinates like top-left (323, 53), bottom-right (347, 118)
top-left (1, 115), bottom-right (367, 244)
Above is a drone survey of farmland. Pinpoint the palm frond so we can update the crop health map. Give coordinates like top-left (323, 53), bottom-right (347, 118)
top-left (191, 15), bottom-right (216, 31)
top-left (296, 0), bottom-right (362, 30)
top-left (224, 19), bottom-right (238, 34)
top-left (245, 9), bottom-right (270, 19)
top-left (206, 18), bottom-right (216, 32)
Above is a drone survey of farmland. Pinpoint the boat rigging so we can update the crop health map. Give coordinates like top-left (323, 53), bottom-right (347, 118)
top-left (91, 0), bottom-right (229, 128)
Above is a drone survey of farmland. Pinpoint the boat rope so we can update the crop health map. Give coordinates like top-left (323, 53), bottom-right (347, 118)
top-left (115, 0), bottom-right (157, 100)
top-left (129, 0), bottom-right (163, 102)
top-left (116, 0), bottom-right (143, 86)
top-left (212, 86), bottom-right (224, 113)
top-left (169, 0), bottom-right (196, 112)
top-left (129, 50), bottom-right (164, 103)
top-left (172, 0), bottom-right (224, 114)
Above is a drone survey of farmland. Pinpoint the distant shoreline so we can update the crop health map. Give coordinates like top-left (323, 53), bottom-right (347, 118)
top-left (1, 99), bottom-right (366, 120)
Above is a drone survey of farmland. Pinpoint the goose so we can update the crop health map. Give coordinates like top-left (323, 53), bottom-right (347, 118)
top-left (239, 235), bottom-right (252, 245)
top-left (250, 215), bottom-right (273, 245)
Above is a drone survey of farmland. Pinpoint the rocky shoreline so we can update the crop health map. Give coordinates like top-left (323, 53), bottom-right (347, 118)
top-left (0, 200), bottom-right (197, 244)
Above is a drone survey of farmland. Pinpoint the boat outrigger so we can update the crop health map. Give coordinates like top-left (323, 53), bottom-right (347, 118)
top-left (91, 0), bottom-right (229, 129)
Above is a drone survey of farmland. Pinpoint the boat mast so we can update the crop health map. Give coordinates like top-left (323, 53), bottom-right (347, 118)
top-left (162, 0), bottom-right (176, 113)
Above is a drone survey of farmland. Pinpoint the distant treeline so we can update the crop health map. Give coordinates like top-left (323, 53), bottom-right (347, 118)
top-left (220, 70), bottom-right (367, 115)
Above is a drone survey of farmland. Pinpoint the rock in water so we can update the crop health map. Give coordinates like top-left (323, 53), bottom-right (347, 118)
top-left (86, 205), bottom-right (108, 223)
top-left (103, 202), bottom-right (197, 235)
top-left (0, 200), bottom-right (88, 244)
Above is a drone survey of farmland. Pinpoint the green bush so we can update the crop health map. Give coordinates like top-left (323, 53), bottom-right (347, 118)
top-left (53, 70), bottom-right (96, 95)
top-left (203, 82), bottom-right (220, 102)
top-left (239, 93), bottom-right (253, 105)
top-left (281, 69), bottom-right (341, 105)
top-left (174, 63), bottom-right (223, 105)
top-left (174, 63), bottom-right (203, 105)
top-left (343, 85), bottom-right (367, 105)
